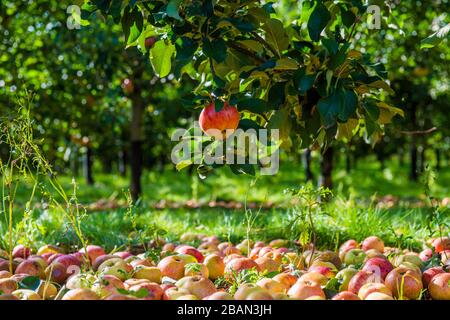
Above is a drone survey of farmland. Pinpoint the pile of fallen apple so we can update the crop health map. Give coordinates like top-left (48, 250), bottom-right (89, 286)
top-left (0, 234), bottom-right (449, 300)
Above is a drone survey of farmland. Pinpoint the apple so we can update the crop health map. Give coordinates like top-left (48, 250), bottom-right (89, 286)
top-left (335, 267), bottom-right (358, 291)
top-left (128, 282), bottom-right (163, 300)
top-left (422, 267), bottom-right (445, 288)
top-left (36, 281), bottom-right (58, 300)
top-left (316, 251), bottom-right (342, 269)
top-left (362, 257), bottom-right (393, 280)
top-left (98, 257), bottom-right (132, 281)
top-left (114, 251), bottom-right (132, 260)
top-left (12, 245), bottom-right (31, 259)
top-left (204, 254), bottom-right (225, 280)
top-left (309, 261), bottom-right (337, 278)
top-left (385, 267), bottom-right (423, 300)
top-left (339, 240), bottom-right (358, 260)
top-left (234, 283), bottom-right (260, 300)
top-left (223, 254), bottom-right (242, 265)
top-left (124, 278), bottom-right (151, 290)
top-left (199, 101), bottom-right (240, 140)
top-left (15, 259), bottom-right (46, 279)
top-left (299, 271), bottom-right (328, 286)
top-left (269, 239), bottom-right (289, 248)
top-left (348, 270), bottom-right (382, 294)
top-left (105, 294), bottom-right (138, 300)
top-left (258, 247), bottom-right (274, 257)
top-left (332, 291), bottom-right (360, 300)
top-left (0, 294), bottom-right (18, 300)
top-left (45, 262), bottom-right (68, 284)
top-left (79, 245), bottom-right (105, 264)
top-left (47, 253), bottom-right (63, 264)
top-left (163, 287), bottom-right (191, 300)
top-left (222, 246), bottom-right (241, 256)
top-left (358, 282), bottom-right (392, 300)
top-left (344, 249), bottom-right (367, 266)
top-left (362, 236), bottom-right (384, 252)
top-left (395, 253), bottom-right (424, 269)
top-left (441, 250), bottom-right (450, 264)
top-left (287, 280), bottom-right (325, 300)
top-left (121, 78), bottom-right (134, 95)
top-left (419, 248), bottom-right (433, 262)
top-left (130, 258), bottom-right (153, 268)
top-left (0, 278), bottom-right (18, 294)
top-left (255, 256), bottom-right (280, 273)
top-left (12, 289), bottom-right (41, 300)
top-left (0, 270), bottom-right (12, 279)
top-left (432, 237), bottom-right (450, 253)
top-left (176, 294), bottom-right (199, 300)
top-left (364, 249), bottom-right (386, 261)
top-left (92, 254), bottom-right (117, 271)
top-left (365, 292), bottom-right (394, 300)
top-left (256, 278), bottom-right (285, 294)
top-left (162, 243), bottom-right (176, 252)
top-left (225, 258), bottom-right (259, 276)
top-left (175, 245), bottom-right (204, 263)
top-left (53, 254), bottom-right (81, 271)
top-left (36, 245), bottom-right (63, 256)
top-left (175, 276), bottom-right (216, 299)
top-left (184, 263), bottom-right (209, 278)
top-left (145, 36), bottom-right (157, 50)
top-left (157, 255), bottom-right (187, 280)
top-left (273, 273), bottom-right (297, 290)
top-left (91, 274), bottom-right (125, 298)
top-left (245, 289), bottom-right (274, 300)
top-left (66, 273), bottom-right (96, 289)
top-left (133, 266), bottom-right (162, 283)
top-left (204, 291), bottom-right (234, 300)
top-left (62, 288), bottom-right (99, 300)
top-left (428, 273), bottom-right (450, 300)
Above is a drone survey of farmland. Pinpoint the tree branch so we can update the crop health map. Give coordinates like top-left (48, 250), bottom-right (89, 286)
top-left (399, 127), bottom-right (438, 135)
top-left (250, 31), bottom-right (280, 58)
top-left (226, 41), bottom-right (266, 64)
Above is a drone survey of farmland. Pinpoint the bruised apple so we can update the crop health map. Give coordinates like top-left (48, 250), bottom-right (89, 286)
top-left (384, 267), bottom-right (423, 300)
top-left (199, 101), bottom-right (240, 140)
top-left (175, 276), bottom-right (216, 299)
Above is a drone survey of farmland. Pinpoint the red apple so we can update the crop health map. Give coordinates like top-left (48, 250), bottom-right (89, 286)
top-left (0, 278), bottom-right (18, 294)
top-left (432, 237), bottom-right (450, 253)
top-left (157, 255), bottom-right (186, 280)
top-left (419, 248), bottom-right (433, 262)
top-left (199, 101), bottom-right (240, 140)
top-left (45, 262), bottom-right (68, 284)
top-left (79, 245), bottom-right (105, 264)
top-left (348, 270), bottom-right (382, 294)
top-left (422, 267), bottom-right (445, 288)
top-left (225, 258), bottom-right (259, 276)
top-left (362, 236), bottom-right (384, 253)
top-left (175, 245), bottom-right (204, 263)
top-left (385, 267), bottom-right (423, 300)
top-left (287, 280), bottom-right (325, 300)
top-left (62, 288), bottom-right (99, 300)
top-left (145, 37), bottom-right (157, 50)
top-left (175, 276), bottom-right (216, 299)
top-left (12, 245), bottom-right (30, 259)
top-left (121, 78), bottom-right (134, 95)
top-left (428, 273), bottom-right (450, 300)
top-left (15, 259), bottom-right (45, 279)
top-left (332, 291), bottom-right (360, 300)
top-left (362, 257), bottom-right (393, 280)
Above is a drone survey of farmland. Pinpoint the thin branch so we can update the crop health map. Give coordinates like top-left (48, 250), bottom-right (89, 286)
top-left (399, 127), bottom-right (438, 135)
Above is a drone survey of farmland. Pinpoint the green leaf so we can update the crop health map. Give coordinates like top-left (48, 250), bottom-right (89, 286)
top-left (150, 40), bottom-right (175, 78)
top-left (167, 0), bottom-right (183, 21)
top-left (421, 23), bottom-right (450, 49)
top-left (176, 159), bottom-right (193, 171)
top-left (322, 38), bottom-right (338, 55)
top-left (267, 82), bottom-right (286, 108)
top-left (317, 91), bottom-right (340, 128)
top-left (203, 38), bottom-right (227, 63)
top-left (262, 19), bottom-right (289, 55)
top-left (293, 68), bottom-right (316, 94)
top-left (274, 57), bottom-right (298, 70)
top-left (308, 3), bottom-right (331, 42)
top-left (237, 98), bottom-right (270, 114)
top-left (338, 89), bottom-right (357, 122)
top-left (19, 276), bottom-right (41, 291)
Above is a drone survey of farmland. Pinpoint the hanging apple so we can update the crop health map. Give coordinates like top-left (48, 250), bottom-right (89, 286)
top-left (145, 37), bottom-right (157, 50)
top-left (199, 101), bottom-right (239, 140)
top-left (121, 78), bottom-right (134, 95)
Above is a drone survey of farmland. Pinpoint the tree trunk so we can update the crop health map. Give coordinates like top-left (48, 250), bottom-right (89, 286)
top-left (102, 158), bottom-right (113, 174)
top-left (409, 105), bottom-right (418, 181)
top-left (118, 149), bottom-right (127, 177)
top-left (345, 150), bottom-right (351, 173)
top-left (319, 146), bottom-right (333, 191)
top-left (130, 75), bottom-right (144, 202)
top-left (304, 148), bottom-right (314, 182)
top-left (84, 146), bottom-right (94, 185)
top-left (435, 149), bottom-right (441, 171)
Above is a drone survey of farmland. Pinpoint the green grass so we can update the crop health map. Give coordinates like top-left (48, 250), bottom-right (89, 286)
top-left (1, 156), bottom-right (449, 253)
